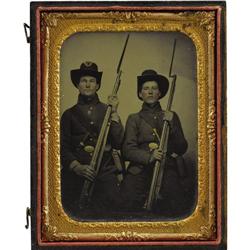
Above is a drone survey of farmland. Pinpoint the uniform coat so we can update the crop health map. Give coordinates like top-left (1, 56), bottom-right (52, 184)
top-left (60, 94), bottom-right (124, 216)
top-left (121, 102), bottom-right (191, 216)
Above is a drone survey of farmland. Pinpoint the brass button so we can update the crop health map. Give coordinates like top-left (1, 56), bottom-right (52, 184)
top-left (90, 121), bottom-right (94, 125)
top-left (89, 106), bottom-right (93, 110)
top-left (154, 116), bottom-right (157, 119)
top-left (87, 110), bottom-right (92, 115)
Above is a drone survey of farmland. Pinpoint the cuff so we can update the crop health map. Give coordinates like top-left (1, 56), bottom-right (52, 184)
top-left (69, 160), bottom-right (80, 171)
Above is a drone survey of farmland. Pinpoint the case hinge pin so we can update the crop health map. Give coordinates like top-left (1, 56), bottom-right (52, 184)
top-left (25, 207), bottom-right (31, 229)
top-left (23, 23), bottom-right (30, 43)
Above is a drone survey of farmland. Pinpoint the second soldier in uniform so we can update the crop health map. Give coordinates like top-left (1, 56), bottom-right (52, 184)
top-left (121, 69), bottom-right (190, 217)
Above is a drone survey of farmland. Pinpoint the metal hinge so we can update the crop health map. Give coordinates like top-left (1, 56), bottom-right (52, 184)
top-left (25, 207), bottom-right (31, 229)
top-left (23, 23), bottom-right (30, 43)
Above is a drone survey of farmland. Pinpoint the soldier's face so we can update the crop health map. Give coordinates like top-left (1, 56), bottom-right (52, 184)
top-left (139, 81), bottom-right (161, 104)
top-left (78, 75), bottom-right (99, 96)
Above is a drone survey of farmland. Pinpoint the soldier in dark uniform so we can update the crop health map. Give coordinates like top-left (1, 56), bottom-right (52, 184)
top-left (60, 62), bottom-right (124, 218)
top-left (121, 69), bottom-right (191, 217)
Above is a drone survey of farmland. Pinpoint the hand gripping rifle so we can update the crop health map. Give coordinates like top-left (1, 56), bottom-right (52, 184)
top-left (79, 34), bottom-right (130, 209)
top-left (146, 39), bottom-right (177, 211)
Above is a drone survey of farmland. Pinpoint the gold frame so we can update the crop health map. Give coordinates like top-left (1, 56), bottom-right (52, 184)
top-left (36, 6), bottom-right (223, 245)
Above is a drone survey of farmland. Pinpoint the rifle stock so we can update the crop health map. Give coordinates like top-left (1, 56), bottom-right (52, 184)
top-left (146, 119), bottom-right (171, 210)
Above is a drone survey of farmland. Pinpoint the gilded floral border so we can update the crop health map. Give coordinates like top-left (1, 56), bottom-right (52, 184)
top-left (39, 11), bottom-right (217, 242)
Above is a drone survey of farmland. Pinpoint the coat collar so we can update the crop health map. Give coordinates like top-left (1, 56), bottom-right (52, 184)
top-left (77, 93), bottom-right (100, 105)
top-left (139, 102), bottom-right (163, 135)
top-left (140, 101), bottom-right (162, 113)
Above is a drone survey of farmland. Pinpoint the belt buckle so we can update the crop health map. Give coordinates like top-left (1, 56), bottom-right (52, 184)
top-left (83, 145), bottom-right (95, 153)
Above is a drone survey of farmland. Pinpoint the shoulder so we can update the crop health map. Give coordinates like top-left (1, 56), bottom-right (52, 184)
top-left (96, 101), bottom-right (108, 111)
top-left (172, 111), bottom-right (181, 121)
top-left (61, 105), bottom-right (77, 120)
top-left (127, 113), bottom-right (140, 121)
top-left (126, 113), bottom-right (141, 127)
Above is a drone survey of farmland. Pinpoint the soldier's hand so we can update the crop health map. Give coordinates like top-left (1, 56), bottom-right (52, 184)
top-left (149, 149), bottom-right (163, 164)
top-left (108, 95), bottom-right (119, 112)
top-left (73, 164), bottom-right (96, 182)
top-left (110, 112), bottom-right (120, 123)
top-left (163, 110), bottom-right (174, 122)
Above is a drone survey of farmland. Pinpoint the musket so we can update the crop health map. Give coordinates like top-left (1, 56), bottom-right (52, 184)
top-left (146, 39), bottom-right (177, 211)
top-left (79, 34), bottom-right (130, 209)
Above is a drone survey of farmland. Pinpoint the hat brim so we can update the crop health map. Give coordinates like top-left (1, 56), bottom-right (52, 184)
top-left (70, 69), bottom-right (103, 89)
top-left (137, 74), bottom-right (169, 100)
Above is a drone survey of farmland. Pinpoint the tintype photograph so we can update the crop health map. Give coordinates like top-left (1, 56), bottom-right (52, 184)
top-left (60, 32), bottom-right (197, 221)
top-left (30, 1), bottom-right (226, 249)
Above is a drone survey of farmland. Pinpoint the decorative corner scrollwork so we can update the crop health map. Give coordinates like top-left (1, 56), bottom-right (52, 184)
top-left (199, 203), bottom-right (216, 240)
top-left (42, 206), bottom-right (57, 240)
top-left (42, 206), bottom-right (78, 241)
top-left (209, 223), bottom-right (217, 239)
top-left (199, 225), bottom-right (210, 239)
top-left (199, 223), bottom-right (216, 240)
top-left (41, 13), bottom-right (63, 28)
top-left (207, 100), bottom-right (216, 149)
top-left (179, 11), bottom-right (215, 44)
top-left (208, 204), bottom-right (217, 239)
top-left (195, 12), bottom-right (214, 25)
top-left (196, 12), bottom-right (215, 43)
